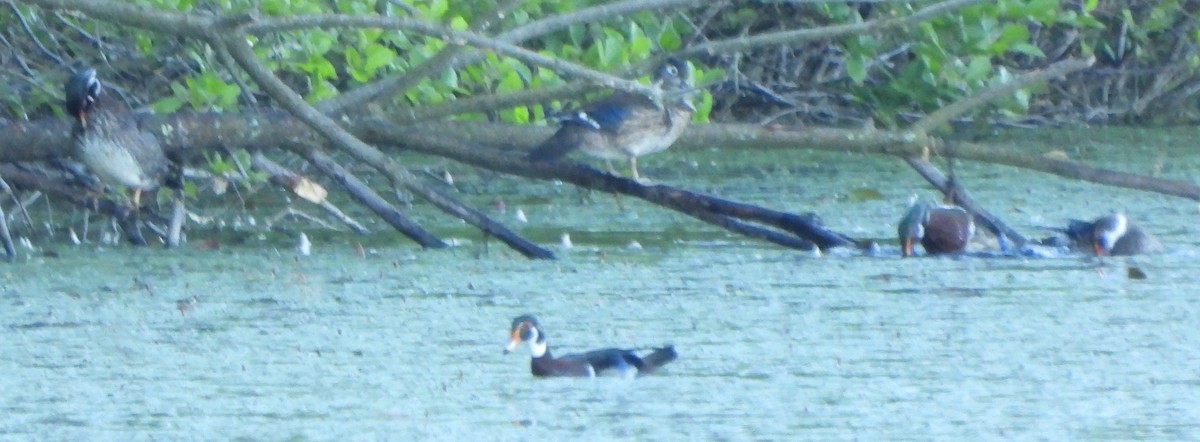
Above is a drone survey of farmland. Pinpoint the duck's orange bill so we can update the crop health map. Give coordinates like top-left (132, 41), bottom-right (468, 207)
top-left (1093, 242), bottom-right (1106, 256)
top-left (504, 330), bottom-right (522, 353)
top-left (902, 238), bottom-right (913, 257)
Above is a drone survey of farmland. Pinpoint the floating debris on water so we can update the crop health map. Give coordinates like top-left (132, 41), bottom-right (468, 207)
top-left (298, 232), bottom-right (312, 256)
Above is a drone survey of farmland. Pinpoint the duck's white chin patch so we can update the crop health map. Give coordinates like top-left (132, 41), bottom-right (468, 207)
top-left (528, 339), bottom-right (547, 358)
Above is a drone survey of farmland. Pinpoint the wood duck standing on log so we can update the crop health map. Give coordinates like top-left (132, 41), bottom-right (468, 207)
top-left (527, 57), bottom-right (695, 182)
top-left (65, 67), bottom-right (172, 210)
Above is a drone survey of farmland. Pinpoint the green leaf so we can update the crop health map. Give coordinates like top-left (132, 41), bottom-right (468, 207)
top-left (601, 33), bottom-right (623, 67)
top-left (497, 70), bottom-right (523, 93)
top-left (1009, 42), bottom-right (1045, 57)
top-left (965, 56), bottom-right (991, 82)
top-left (995, 23), bottom-right (1029, 48)
top-left (152, 96), bottom-right (185, 114)
top-left (510, 106), bottom-right (530, 124)
top-left (1013, 87), bottom-right (1031, 110)
top-left (846, 54), bottom-right (868, 84)
top-left (427, 0), bottom-right (448, 19)
top-left (363, 43), bottom-right (396, 76)
top-left (695, 90), bottom-right (713, 121)
top-left (628, 23), bottom-right (651, 59)
top-left (299, 54), bottom-right (337, 80)
top-left (659, 25), bottom-right (682, 50)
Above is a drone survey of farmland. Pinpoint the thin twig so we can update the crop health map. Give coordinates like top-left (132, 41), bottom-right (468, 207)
top-left (8, 1), bottom-right (66, 65)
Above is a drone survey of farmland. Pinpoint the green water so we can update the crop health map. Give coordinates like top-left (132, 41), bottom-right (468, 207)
top-left (2, 127), bottom-right (1198, 439)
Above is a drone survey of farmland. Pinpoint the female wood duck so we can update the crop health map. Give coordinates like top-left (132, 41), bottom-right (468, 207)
top-left (503, 314), bottom-right (677, 378)
top-left (65, 67), bottom-right (170, 208)
top-left (1064, 213), bottom-right (1162, 256)
top-left (527, 57), bottom-right (695, 182)
top-left (898, 200), bottom-right (976, 257)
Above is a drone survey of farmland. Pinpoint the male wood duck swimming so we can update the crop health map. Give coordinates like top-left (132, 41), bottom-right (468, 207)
top-left (65, 67), bottom-right (170, 208)
top-left (504, 314), bottom-right (677, 378)
top-left (527, 57), bottom-right (695, 182)
top-left (898, 200), bottom-right (976, 257)
top-left (1064, 213), bottom-right (1162, 256)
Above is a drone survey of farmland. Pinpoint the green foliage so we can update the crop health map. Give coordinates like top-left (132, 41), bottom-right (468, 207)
top-left (202, 149), bottom-right (269, 189)
top-left (838, 0), bottom-right (1089, 128)
top-left (154, 71), bottom-right (242, 113)
top-left (9, 0), bottom-right (1195, 126)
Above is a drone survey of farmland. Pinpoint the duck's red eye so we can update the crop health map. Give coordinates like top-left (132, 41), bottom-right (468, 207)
top-left (518, 322), bottom-right (535, 339)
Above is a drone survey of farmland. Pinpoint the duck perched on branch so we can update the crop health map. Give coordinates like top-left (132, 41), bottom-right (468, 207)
top-left (65, 67), bottom-right (172, 210)
top-left (527, 57), bottom-right (695, 182)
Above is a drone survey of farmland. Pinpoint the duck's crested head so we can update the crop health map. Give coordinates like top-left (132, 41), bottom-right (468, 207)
top-left (504, 314), bottom-right (545, 354)
top-left (65, 67), bottom-right (102, 123)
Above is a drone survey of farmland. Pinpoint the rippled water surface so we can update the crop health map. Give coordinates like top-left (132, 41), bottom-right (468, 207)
top-left (3, 127), bottom-right (1199, 439)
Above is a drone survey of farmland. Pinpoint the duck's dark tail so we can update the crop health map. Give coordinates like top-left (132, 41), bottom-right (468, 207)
top-left (638, 345), bottom-right (678, 376)
top-left (526, 128), bottom-right (584, 162)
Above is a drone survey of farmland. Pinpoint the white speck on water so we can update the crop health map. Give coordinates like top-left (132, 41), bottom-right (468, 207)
top-left (298, 232), bottom-right (311, 256)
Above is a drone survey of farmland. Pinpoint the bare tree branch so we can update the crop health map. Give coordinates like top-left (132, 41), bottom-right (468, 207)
top-left (214, 28), bottom-right (553, 258)
top-left (680, 0), bottom-right (988, 57)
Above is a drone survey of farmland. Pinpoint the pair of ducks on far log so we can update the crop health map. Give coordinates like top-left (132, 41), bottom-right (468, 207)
top-left (65, 58), bottom-right (695, 196)
top-left (62, 56), bottom-right (693, 240)
top-left (898, 194), bottom-right (1161, 258)
top-left (62, 55), bottom-right (693, 208)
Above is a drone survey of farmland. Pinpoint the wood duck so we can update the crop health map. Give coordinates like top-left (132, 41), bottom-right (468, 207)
top-left (1064, 213), bottom-right (1162, 256)
top-left (527, 57), bottom-right (695, 182)
top-left (503, 314), bottom-right (677, 378)
top-left (65, 67), bottom-right (170, 208)
top-left (898, 200), bottom-right (976, 257)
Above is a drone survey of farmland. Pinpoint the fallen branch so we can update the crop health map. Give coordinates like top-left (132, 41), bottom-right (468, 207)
top-left (217, 27), bottom-right (553, 259)
top-left (0, 164), bottom-right (146, 245)
top-left (0, 177), bottom-right (15, 261)
top-left (364, 121), bottom-right (861, 250)
top-left (290, 143), bottom-right (448, 249)
top-left (250, 152), bottom-right (370, 235)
